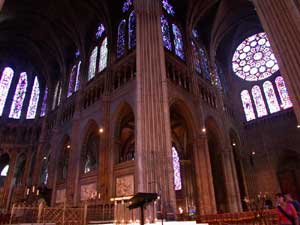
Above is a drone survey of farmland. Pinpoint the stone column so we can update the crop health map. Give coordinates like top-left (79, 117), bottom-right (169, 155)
top-left (193, 134), bottom-right (217, 214)
top-left (252, 0), bottom-right (300, 123)
top-left (0, 0), bottom-right (5, 10)
top-left (134, 0), bottom-right (176, 219)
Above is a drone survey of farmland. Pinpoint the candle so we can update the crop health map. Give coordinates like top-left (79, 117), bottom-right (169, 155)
top-left (37, 190), bottom-right (40, 196)
top-left (26, 188), bottom-right (30, 195)
top-left (98, 193), bottom-right (101, 199)
top-left (32, 186), bottom-right (35, 193)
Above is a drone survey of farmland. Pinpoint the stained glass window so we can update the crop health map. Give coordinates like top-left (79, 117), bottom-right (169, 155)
top-left (75, 61), bottom-right (81, 92)
top-left (161, 15), bottom-right (172, 51)
top-left (241, 90), bottom-right (256, 121)
top-left (199, 47), bottom-right (210, 80)
top-left (88, 47), bottom-right (98, 80)
top-left (128, 11), bottom-right (136, 50)
top-left (263, 81), bottom-right (280, 113)
top-left (122, 0), bottom-right (133, 12)
top-left (96, 24), bottom-right (105, 39)
top-left (275, 76), bottom-right (293, 109)
top-left (162, 0), bottom-right (175, 15)
top-left (99, 37), bottom-right (108, 72)
top-left (57, 84), bottom-right (62, 106)
top-left (172, 24), bottom-right (185, 60)
top-left (192, 29), bottom-right (199, 40)
top-left (192, 41), bottom-right (201, 74)
top-left (67, 65), bottom-right (77, 97)
top-left (117, 20), bottom-right (126, 58)
top-left (9, 72), bottom-right (28, 119)
top-left (252, 85), bottom-right (268, 118)
top-left (172, 146), bottom-right (182, 191)
top-left (52, 82), bottom-right (59, 110)
top-left (0, 165), bottom-right (9, 176)
top-left (232, 32), bottom-right (279, 81)
top-left (40, 87), bottom-right (48, 117)
top-left (0, 67), bottom-right (14, 116)
top-left (26, 77), bottom-right (40, 119)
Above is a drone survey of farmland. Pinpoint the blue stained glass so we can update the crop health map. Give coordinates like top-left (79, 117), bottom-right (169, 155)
top-left (96, 24), bottom-right (105, 39)
top-left (162, 0), bottom-right (175, 15)
top-left (40, 87), bottom-right (48, 117)
top-left (9, 72), bottom-right (28, 119)
top-left (122, 0), bottom-right (133, 12)
top-left (192, 29), bottom-right (199, 39)
top-left (161, 15), bottom-right (172, 51)
top-left (0, 67), bottom-right (14, 116)
top-left (26, 76), bottom-right (40, 119)
top-left (128, 11), bottom-right (136, 49)
top-left (75, 61), bottom-right (81, 92)
top-left (67, 65), bottom-right (77, 97)
top-left (75, 50), bottom-right (80, 58)
top-left (192, 41), bottom-right (201, 74)
top-left (172, 24), bottom-right (185, 60)
top-left (199, 47), bottom-right (211, 80)
top-left (117, 20), bottom-right (126, 58)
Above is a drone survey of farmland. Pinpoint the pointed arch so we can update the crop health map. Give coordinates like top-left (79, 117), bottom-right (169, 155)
top-left (26, 76), bottom-right (40, 119)
top-left (263, 81), bottom-right (280, 113)
top-left (99, 37), bottom-right (108, 72)
top-left (241, 90), bottom-right (256, 121)
top-left (172, 24), bottom-right (185, 60)
top-left (251, 85), bottom-right (268, 118)
top-left (88, 47), bottom-right (98, 80)
top-left (117, 20), bottom-right (126, 58)
top-left (275, 76), bottom-right (293, 109)
top-left (0, 67), bottom-right (14, 116)
top-left (161, 15), bottom-right (172, 50)
top-left (128, 11), bottom-right (136, 49)
top-left (9, 72), bottom-right (28, 119)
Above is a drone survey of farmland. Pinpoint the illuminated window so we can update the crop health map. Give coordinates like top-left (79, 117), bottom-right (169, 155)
top-left (40, 87), bottom-right (48, 117)
top-left (99, 37), bottom-right (108, 72)
top-left (161, 15), bottom-right (172, 51)
top-left (67, 65), bottom-right (77, 97)
top-left (26, 77), bottom-right (40, 119)
top-left (128, 11), bottom-right (136, 49)
top-left (0, 67), bottom-right (14, 116)
top-left (122, 0), bottom-right (133, 12)
top-left (88, 47), bottom-right (98, 80)
top-left (75, 61), bottom-right (81, 92)
top-left (275, 76), bottom-right (293, 109)
top-left (9, 72), bottom-right (28, 119)
top-left (96, 24), bottom-right (105, 39)
top-left (162, 0), bottom-right (175, 15)
top-left (263, 81), bottom-right (280, 113)
top-left (199, 47), bottom-right (210, 80)
top-left (232, 32), bottom-right (279, 81)
top-left (117, 20), bottom-right (126, 58)
top-left (252, 85), bottom-right (268, 118)
top-left (241, 90), bottom-right (256, 121)
top-left (172, 146), bottom-right (182, 191)
top-left (52, 82), bottom-right (59, 110)
top-left (192, 41), bottom-right (201, 74)
top-left (1, 165), bottom-right (9, 176)
top-left (172, 24), bottom-right (185, 60)
top-left (57, 84), bottom-right (62, 106)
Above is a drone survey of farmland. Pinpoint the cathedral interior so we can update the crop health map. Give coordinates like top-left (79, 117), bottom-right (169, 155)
top-left (0, 0), bottom-right (300, 223)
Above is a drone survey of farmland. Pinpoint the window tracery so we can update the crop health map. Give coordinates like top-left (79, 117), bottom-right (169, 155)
top-left (26, 76), bottom-right (40, 119)
top-left (252, 85), bottom-right (268, 118)
top-left (0, 67), bottom-right (14, 116)
top-left (275, 76), bottom-right (293, 109)
top-left (128, 11), bottom-right (136, 50)
top-left (99, 37), bottom-right (108, 72)
top-left (40, 87), bottom-right (48, 117)
top-left (117, 20), bottom-right (126, 58)
top-left (263, 81), bottom-right (280, 113)
top-left (172, 24), bottom-right (185, 60)
top-left (88, 47), bottom-right (98, 80)
top-left (172, 146), bottom-right (182, 191)
top-left (241, 90), bottom-right (256, 121)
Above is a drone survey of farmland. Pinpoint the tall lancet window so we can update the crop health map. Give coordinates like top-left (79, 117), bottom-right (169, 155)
top-left (241, 90), bottom-right (256, 121)
top-left (161, 15), bottom-right (172, 50)
top-left (0, 67), bottom-right (14, 116)
top-left (172, 146), bottom-right (182, 191)
top-left (199, 47), bottom-right (211, 80)
top-left (192, 41), bottom-right (201, 74)
top-left (275, 76), bottom-right (293, 109)
top-left (263, 81), bottom-right (280, 113)
top-left (75, 61), bottom-right (81, 92)
top-left (26, 77), bottom-right (40, 119)
top-left (67, 65), bottom-right (77, 97)
top-left (252, 85), bottom-right (268, 118)
top-left (52, 82), bottom-right (59, 110)
top-left (128, 11), bottom-right (136, 49)
top-left (172, 24), bottom-right (185, 60)
top-left (88, 47), bottom-right (98, 80)
top-left (99, 37), bottom-right (108, 72)
top-left (117, 20), bottom-right (126, 58)
top-left (40, 87), bottom-right (48, 117)
top-left (57, 84), bottom-right (62, 106)
top-left (9, 72), bottom-right (28, 119)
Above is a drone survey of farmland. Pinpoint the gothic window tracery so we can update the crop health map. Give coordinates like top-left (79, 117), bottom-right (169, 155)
top-left (129, 11), bottom-right (136, 50)
top-left (263, 81), bottom-right (280, 113)
top-left (26, 76), bottom-right (40, 119)
top-left (161, 15), bottom-right (172, 51)
top-left (172, 24), bottom-right (185, 60)
top-left (117, 20), bottom-right (126, 58)
top-left (88, 47), bottom-right (98, 80)
top-left (9, 72), bottom-right (28, 119)
top-left (67, 65), bottom-right (77, 97)
top-left (99, 37), bottom-right (108, 72)
top-left (172, 146), bottom-right (182, 191)
top-left (252, 85), bottom-right (268, 118)
top-left (40, 87), bottom-right (48, 117)
top-left (275, 76), bottom-right (293, 109)
top-left (52, 82), bottom-right (59, 110)
top-left (241, 90), bottom-right (256, 121)
top-left (0, 67), bottom-right (14, 116)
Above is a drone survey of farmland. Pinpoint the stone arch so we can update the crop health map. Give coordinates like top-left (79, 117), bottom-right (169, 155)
top-left (113, 102), bottom-right (135, 164)
top-left (57, 135), bottom-right (71, 182)
top-left (0, 153), bottom-right (10, 187)
top-left (205, 116), bottom-right (228, 213)
top-left (80, 120), bottom-right (100, 174)
top-left (169, 99), bottom-right (198, 215)
top-left (13, 153), bottom-right (27, 187)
